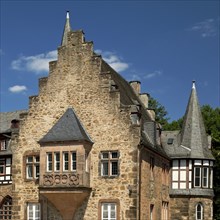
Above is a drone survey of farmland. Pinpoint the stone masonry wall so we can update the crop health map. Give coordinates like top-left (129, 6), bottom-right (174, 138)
top-left (11, 30), bottom-right (141, 219)
top-left (139, 147), bottom-right (170, 220)
top-left (170, 196), bottom-right (213, 220)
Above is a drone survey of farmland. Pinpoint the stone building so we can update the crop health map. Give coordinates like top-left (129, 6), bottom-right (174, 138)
top-left (0, 12), bottom-right (214, 220)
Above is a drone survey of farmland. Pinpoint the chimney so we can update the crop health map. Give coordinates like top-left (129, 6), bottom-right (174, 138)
top-left (139, 93), bottom-right (149, 108)
top-left (11, 119), bottom-right (20, 129)
top-left (129, 81), bottom-right (141, 94)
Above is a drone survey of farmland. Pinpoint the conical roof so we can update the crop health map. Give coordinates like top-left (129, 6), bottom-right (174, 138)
top-left (180, 81), bottom-right (214, 159)
top-left (39, 108), bottom-right (93, 144)
top-left (61, 11), bottom-right (71, 46)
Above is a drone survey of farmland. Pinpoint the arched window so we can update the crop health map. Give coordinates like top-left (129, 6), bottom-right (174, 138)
top-left (196, 203), bottom-right (203, 220)
top-left (0, 195), bottom-right (12, 219)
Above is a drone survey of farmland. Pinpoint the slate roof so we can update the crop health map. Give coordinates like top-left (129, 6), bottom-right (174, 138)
top-left (162, 82), bottom-right (214, 160)
top-left (100, 60), bottom-right (169, 158)
top-left (39, 108), bottom-right (93, 144)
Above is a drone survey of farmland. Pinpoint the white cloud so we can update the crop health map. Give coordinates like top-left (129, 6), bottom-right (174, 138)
top-left (95, 49), bottom-right (129, 72)
top-left (144, 70), bottom-right (162, 79)
top-left (127, 74), bottom-right (141, 82)
top-left (188, 18), bottom-right (218, 38)
top-left (9, 85), bottom-right (27, 93)
top-left (11, 50), bottom-right (57, 74)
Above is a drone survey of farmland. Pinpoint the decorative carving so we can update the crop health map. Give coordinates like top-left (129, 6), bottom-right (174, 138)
top-left (43, 174), bottom-right (54, 186)
top-left (43, 173), bottom-right (80, 187)
top-left (61, 174), bottom-right (68, 184)
top-left (54, 174), bottom-right (61, 185)
top-left (69, 173), bottom-right (79, 186)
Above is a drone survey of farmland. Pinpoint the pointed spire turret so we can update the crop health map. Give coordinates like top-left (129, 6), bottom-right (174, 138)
top-left (180, 81), bottom-right (214, 159)
top-left (61, 11), bottom-right (71, 46)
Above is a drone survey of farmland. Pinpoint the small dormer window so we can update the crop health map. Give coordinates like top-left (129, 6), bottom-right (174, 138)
top-left (0, 140), bottom-right (8, 151)
top-left (130, 113), bottom-right (140, 125)
top-left (167, 138), bottom-right (173, 145)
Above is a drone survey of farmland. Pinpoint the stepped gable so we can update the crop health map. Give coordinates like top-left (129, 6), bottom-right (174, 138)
top-left (39, 108), bottom-right (93, 144)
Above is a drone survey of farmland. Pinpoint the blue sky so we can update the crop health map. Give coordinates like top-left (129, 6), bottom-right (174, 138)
top-left (0, 1), bottom-right (219, 121)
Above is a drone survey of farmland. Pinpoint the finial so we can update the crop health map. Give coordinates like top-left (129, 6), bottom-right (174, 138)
top-left (66, 11), bottom-right (70, 19)
top-left (192, 80), bottom-right (196, 89)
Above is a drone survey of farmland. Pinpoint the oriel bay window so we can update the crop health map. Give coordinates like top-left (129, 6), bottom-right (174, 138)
top-left (101, 151), bottom-right (119, 177)
top-left (171, 159), bottom-right (213, 189)
top-left (46, 151), bottom-right (77, 172)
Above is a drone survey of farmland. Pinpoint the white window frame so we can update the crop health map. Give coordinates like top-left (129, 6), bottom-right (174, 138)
top-left (71, 152), bottom-right (77, 171)
top-left (0, 140), bottom-right (7, 151)
top-left (63, 152), bottom-right (69, 171)
top-left (194, 167), bottom-right (201, 187)
top-left (101, 203), bottom-right (116, 220)
top-left (54, 152), bottom-right (60, 171)
top-left (47, 153), bottom-right (52, 172)
top-left (202, 167), bottom-right (209, 188)
top-left (196, 203), bottom-right (203, 220)
top-left (27, 203), bottom-right (41, 220)
top-left (26, 156), bottom-right (40, 179)
top-left (210, 168), bottom-right (213, 188)
top-left (101, 151), bottom-right (119, 177)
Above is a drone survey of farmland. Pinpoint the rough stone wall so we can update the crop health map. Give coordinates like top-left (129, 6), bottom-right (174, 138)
top-left (170, 197), bottom-right (189, 220)
top-left (170, 197), bottom-right (213, 220)
top-left (139, 148), bottom-right (170, 220)
top-left (11, 30), bottom-right (141, 219)
top-left (189, 197), bottom-right (213, 220)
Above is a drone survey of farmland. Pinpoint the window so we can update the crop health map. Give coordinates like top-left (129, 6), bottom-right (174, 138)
top-left (46, 151), bottom-right (79, 172)
top-left (0, 158), bottom-right (12, 184)
top-left (54, 152), bottom-right (60, 171)
top-left (71, 152), bottom-right (77, 171)
top-left (47, 153), bottom-right (52, 172)
top-left (101, 151), bottom-right (119, 177)
top-left (0, 159), bottom-right (5, 174)
top-left (0, 196), bottom-right (12, 219)
top-left (194, 167), bottom-right (201, 187)
top-left (0, 140), bottom-right (8, 151)
top-left (101, 203), bottom-right (116, 220)
top-left (193, 160), bottom-right (213, 188)
top-left (162, 202), bottom-right (169, 220)
top-left (27, 203), bottom-right (40, 220)
top-left (150, 204), bottom-right (154, 220)
top-left (162, 163), bottom-right (169, 185)
top-left (196, 203), bottom-right (203, 220)
top-left (63, 152), bottom-right (69, 171)
top-left (26, 156), bottom-right (40, 179)
top-left (202, 167), bottom-right (209, 187)
top-left (150, 157), bottom-right (155, 179)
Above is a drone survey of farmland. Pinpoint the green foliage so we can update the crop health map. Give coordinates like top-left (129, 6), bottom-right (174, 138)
top-left (148, 96), bottom-right (169, 127)
top-left (200, 105), bottom-right (220, 219)
top-left (163, 117), bottom-right (184, 130)
top-left (201, 105), bottom-right (220, 144)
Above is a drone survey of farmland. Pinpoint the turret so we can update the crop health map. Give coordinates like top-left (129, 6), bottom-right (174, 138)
top-left (61, 11), bottom-right (71, 46)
